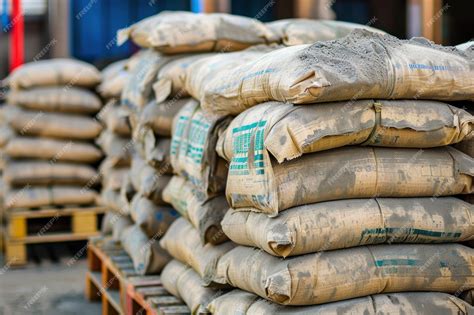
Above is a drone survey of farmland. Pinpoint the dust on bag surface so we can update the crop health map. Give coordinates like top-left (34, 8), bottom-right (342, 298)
top-left (98, 100), bottom-right (131, 137)
top-left (225, 145), bottom-right (474, 216)
top-left (170, 99), bottom-right (230, 195)
top-left (7, 58), bottom-right (101, 89)
top-left (137, 99), bottom-right (189, 137)
top-left (222, 197), bottom-right (474, 257)
top-left (163, 176), bottom-right (229, 245)
top-left (200, 30), bottom-right (474, 115)
top-left (208, 289), bottom-right (474, 315)
top-left (211, 244), bottom-right (474, 306)
top-left (159, 217), bottom-right (235, 284)
top-left (121, 224), bottom-right (171, 275)
top-left (117, 11), bottom-right (278, 53)
top-left (217, 100), bottom-right (474, 164)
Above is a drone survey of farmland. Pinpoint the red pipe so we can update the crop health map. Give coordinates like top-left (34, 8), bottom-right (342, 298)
top-left (10, 0), bottom-right (24, 71)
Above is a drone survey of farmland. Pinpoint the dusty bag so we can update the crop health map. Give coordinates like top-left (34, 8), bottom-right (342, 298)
top-left (154, 54), bottom-right (215, 102)
top-left (208, 289), bottom-right (474, 315)
top-left (130, 156), bottom-right (172, 204)
top-left (111, 214), bottom-right (133, 241)
top-left (5, 106), bottom-right (102, 140)
top-left (7, 58), bottom-right (101, 89)
top-left (171, 100), bottom-right (230, 195)
top-left (96, 130), bottom-right (133, 164)
top-left (4, 161), bottom-right (98, 186)
top-left (97, 100), bottom-right (131, 136)
top-left (163, 176), bottom-right (229, 245)
top-left (0, 124), bottom-right (14, 147)
top-left (217, 100), bottom-right (474, 164)
top-left (7, 87), bottom-right (102, 114)
top-left (159, 217), bottom-right (235, 284)
top-left (212, 244), bottom-right (474, 305)
top-left (222, 197), bottom-right (474, 257)
top-left (201, 30), bottom-right (474, 115)
top-left (129, 195), bottom-right (178, 238)
top-left (457, 41), bottom-right (474, 51)
top-left (5, 137), bottom-right (102, 163)
top-left (98, 59), bottom-right (130, 99)
top-left (100, 189), bottom-right (129, 213)
top-left (138, 99), bottom-right (189, 137)
top-left (267, 19), bottom-right (385, 46)
top-left (101, 167), bottom-right (128, 191)
top-left (226, 146), bottom-right (474, 215)
top-left (161, 259), bottom-right (224, 315)
top-left (133, 127), bottom-right (172, 171)
top-left (5, 186), bottom-right (98, 209)
top-left (120, 224), bottom-right (171, 275)
top-left (117, 11), bottom-right (277, 53)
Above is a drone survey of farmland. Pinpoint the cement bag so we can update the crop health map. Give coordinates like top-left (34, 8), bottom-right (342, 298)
top-left (212, 244), bottom-right (474, 305)
top-left (111, 215), bottom-right (133, 241)
top-left (119, 173), bottom-right (136, 214)
top-left (222, 197), bottom-right (474, 257)
top-left (0, 124), bottom-right (14, 147)
top-left (129, 195), bottom-right (178, 238)
top-left (159, 217), bottom-right (235, 284)
top-left (101, 211), bottom-right (115, 235)
top-left (130, 156), bottom-right (172, 205)
top-left (121, 49), bottom-right (172, 112)
top-left (226, 146), bottom-right (474, 215)
top-left (120, 225), bottom-right (171, 275)
top-left (96, 130), bottom-right (133, 164)
top-left (457, 41), bottom-right (474, 51)
top-left (161, 259), bottom-right (224, 315)
top-left (7, 58), bottom-right (101, 89)
top-left (133, 127), bottom-right (172, 172)
top-left (97, 100), bottom-right (131, 136)
top-left (138, 99), bottom-right (189, 137)
top-left (154, 54), bottom-right (215, 102)
top-left (185, 46), bottom-right (275, 101)
top-left (267, 19), bottom-right (385, 46)
top-left (5, 186), bottom-right (98, 209)
top-left (100, 189), bottom-right (129, 213)
top-left (5, 106), bottom-right (102, 140)
top-left (97, 59), bottom-right (129, 98)
top-left (4, 161), bottom-right (98, 186)
top-left (117, 11), bottom-right (278, 53)
top-left (217, 100), bottom-right (474, 164)
top-left (7, 87), bottom-right (102, 114)
top-left (201, 30), bottom-right (474, 115)
top-left (208, 290), bottom-right (474, 315)
top-left (171, 100), bottom-right (230, 194)
top-left (5, 137), bottom-right (102, 163)
top-left (101, 167), bottom-right (128, 191)
top-left (163, 176), bottom-right (229, 245)
top-left (456, 139), bottom-right (474, 158)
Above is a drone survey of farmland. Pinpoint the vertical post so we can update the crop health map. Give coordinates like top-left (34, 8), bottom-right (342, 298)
top-left (10, 0), bottom-right (24, 71)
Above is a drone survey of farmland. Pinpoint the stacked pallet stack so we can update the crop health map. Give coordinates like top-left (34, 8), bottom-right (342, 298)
top-left (2, 59), bottom-right (104, 264)
top-left (196, 31), bottom-right (474, 313)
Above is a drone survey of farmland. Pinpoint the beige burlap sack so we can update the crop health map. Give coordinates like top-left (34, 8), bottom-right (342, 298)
top-left (201, 30), bottom-right (474, 115)
top-left (171, 100), bottom-right (230, 195)
top-left (217, 100), bottom-right (474, 164)
top-left (130, 156), bottom-right (172, 205)
top-left (97, 59), bottom-right (130, 99)
top-left (184, 46), bottom-right (275, 102)
top-left (163, 176), bottom-right (229, 245)
top-left (133, 127), bottom-right (171, 171)
top-left (5, 186), bottom-right (98, 209)
top-left (208, 290), bottom-right (474, 315)
top-left (100, 188), bottom-right (130, 214)
top-left (138, 99), bottom-right (189, 137)
top-left (101, 167), bottom-right (128, 191)
top-left (154, 54), bottom-right (215, 102)
top-left (226, 146), bottom-right (474, 215)
top-left (97, 100), bottom-right (131, 136)
top-left (120, 224), bottom-right (171, 275)
top-left (5, 106), bottom-right (102, 140)
top-left (212, 244), bottom-right (474, 305)
top-left (161, 259), bottom-right (224, 315)
top-left (129, 195), bottom-right (178, 238)
top-left (7, 87), bottom-right (102, 114)
top-left (159, 217), bottom-right (235, 284)
top-left (4, 161), bottom-right (98, 186)
top-left (5, 137), bottom-right (102, 163)
top-left (267, 19), bottom-right (385, 46)
top-left (7, 58), bottom-right (101, 89)
top-left (101, 212), bottom-right (115, 235)
top-left (96, 130), bottom-right (133, 164)
top-left (117, 11), bottom-right (277, 53)
top-left (222, 197), bottom-right (474, 257)
top-left (0, 124), bottom-right (14, 147)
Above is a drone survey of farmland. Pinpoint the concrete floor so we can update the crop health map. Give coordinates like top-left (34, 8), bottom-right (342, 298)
top-left (0, 257), bottom-right (101, 315)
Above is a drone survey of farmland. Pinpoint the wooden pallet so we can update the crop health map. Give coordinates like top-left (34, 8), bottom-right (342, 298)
top-left (126, 276), bottom-right (190, 315)
top-left (3, 206), bottom-right (106, 266)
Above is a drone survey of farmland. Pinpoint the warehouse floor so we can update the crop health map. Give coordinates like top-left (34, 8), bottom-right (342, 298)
top-left (0, 256), bottom-right (101, 315)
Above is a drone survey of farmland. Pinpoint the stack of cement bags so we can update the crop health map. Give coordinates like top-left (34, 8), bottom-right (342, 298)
top-left (199, 32), bottom-right (474, 313)
top-left (3, 59), bottom-right (103, 210)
